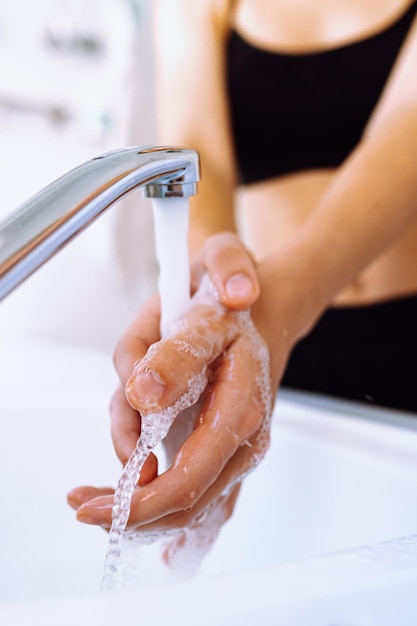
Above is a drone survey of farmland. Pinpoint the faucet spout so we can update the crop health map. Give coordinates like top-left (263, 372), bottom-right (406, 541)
top-left (0, 146), bottom-right (200, 301)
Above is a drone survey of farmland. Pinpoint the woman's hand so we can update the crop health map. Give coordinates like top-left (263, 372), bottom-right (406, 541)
top-left (67, 233), bottom-right (280, 540)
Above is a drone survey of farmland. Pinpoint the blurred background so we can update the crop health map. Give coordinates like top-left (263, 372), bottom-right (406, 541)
top-left (0, 0), bottom-right (159, 350)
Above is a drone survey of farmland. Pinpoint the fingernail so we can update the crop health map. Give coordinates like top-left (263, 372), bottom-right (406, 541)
top-left (77, 499), bottom-right (113, 526)
top-left (126, 369), bottom-right (166, 408)
top-left (225, 273), bottom-right (254, 301)
top-left (76, 513), bottom-right (106, 526)
top-left (76, 508), bottom-right (111, 526)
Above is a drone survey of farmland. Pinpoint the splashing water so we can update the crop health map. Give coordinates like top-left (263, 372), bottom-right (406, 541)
top-left (100, 197), bottom-right (273, 590)
top-left (100, 370), bottom-right (208, 591)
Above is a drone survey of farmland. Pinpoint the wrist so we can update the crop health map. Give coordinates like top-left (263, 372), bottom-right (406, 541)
top-left (251, 246), bottom-right (330, 386)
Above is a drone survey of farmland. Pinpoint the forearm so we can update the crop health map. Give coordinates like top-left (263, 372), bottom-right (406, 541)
top-left (153, 1), bottom-right (238, 260)
top-left (188, 156), bottom-right (237, 259)
top-left (256, 109), bottom-right (417, 355)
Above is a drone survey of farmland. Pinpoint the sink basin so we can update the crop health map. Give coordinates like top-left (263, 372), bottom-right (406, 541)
top-left (1, 338), bottom-right (417, 624)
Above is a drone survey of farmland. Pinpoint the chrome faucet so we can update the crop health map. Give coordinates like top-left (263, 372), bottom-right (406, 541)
top-left (0, 146), bottom-right (200, 301)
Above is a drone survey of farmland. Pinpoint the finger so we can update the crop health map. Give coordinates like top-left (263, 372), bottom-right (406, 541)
top-left (161, 483), bottom-right (241, 566)
top-left (75, 419), bottom-right (267, 532)
top-left (109, 385), bottom-right (159, 479)
top-left (109, 294), bottom-right (160, 470)
top-left (112, 293), bottom-right (161, 387)
top-left (110, 385), bottom-right (141, 463)
top-left (142, 464), bottom-right (245, 536)
top-left (135, 437), bottom-right (265, 535)
top-left (67, 442), bottom-right (158, 516)
top-left (191, 232), bottom-right (260, 309)
top-left (67, 486), bottom-right (114, 511)
top-left (125, 296), bottom-right (240, 412)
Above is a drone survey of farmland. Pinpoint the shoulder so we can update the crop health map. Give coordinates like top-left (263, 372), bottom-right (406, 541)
top-left (154, 0), bottom-right (233, 36)
top-left (365, 4), bottom-right (417, 136)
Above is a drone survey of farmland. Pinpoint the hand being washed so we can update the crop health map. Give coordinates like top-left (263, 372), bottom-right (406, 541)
top-left (68, 233), bottom-right (280, 539)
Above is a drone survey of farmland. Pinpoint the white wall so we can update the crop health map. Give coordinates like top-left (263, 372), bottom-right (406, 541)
top-left (0, 0), bottom-right (158, 351)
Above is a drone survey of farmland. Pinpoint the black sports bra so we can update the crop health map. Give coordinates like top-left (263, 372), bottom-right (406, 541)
top-left (226, 1), bottom-right (417, 184)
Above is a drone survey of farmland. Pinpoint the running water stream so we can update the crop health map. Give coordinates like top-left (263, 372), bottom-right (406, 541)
top-left (101, 197), bottom-right (196, 591)
top-left (151, 197), bottom-right (192, 339)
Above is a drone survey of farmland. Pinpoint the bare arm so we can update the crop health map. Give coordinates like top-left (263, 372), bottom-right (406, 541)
top-left (153, 1), bottom-right (417, 338)
top-left (257, 16), bottom-right (417, 355)
top-left (153, 0), bottom-right (238, 256)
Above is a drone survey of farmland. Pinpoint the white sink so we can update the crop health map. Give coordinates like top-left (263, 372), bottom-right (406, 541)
top-left (1, 338), bottom-right (417, 625)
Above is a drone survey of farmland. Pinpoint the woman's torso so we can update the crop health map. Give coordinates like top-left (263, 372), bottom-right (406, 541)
top-left (228, 0), bottom-right (417, 305)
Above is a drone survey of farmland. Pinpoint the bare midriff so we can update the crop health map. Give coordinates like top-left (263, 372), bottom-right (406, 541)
top-left (237, 169), bottom-right (417, 306)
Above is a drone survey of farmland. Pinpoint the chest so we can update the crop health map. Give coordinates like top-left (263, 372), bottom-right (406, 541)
top-left (231, 0), bottom-right (414, 52)
top-left (226, 0), bottom-right (417, 183)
